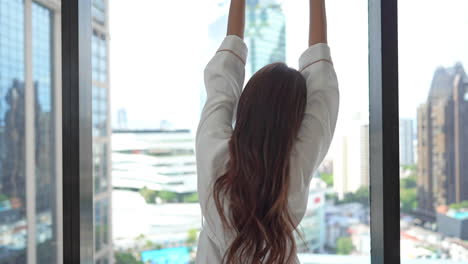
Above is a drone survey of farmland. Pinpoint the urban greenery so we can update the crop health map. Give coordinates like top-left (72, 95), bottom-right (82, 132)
top-left (401, 174), bottom-right (417, 189)
top-left (115, 251), bottom-right (143, 264)
top-left (187, 228), bottom-right (198, 246)
top-left (139, 187), bottom-right (177, 203)
top-left (0, 193), bottom-right (8, 202)
top-left (336, 237), bottom-right (354, 255)
top-left (401, 164), bottom-right (417, 171)
top-left (320, 173), bottom-right (333, 187)
top-left (183, 193), bottom-right (199, 203)
top-left (139, 187), bottom-right (158, 203)
top-left (337, 186), bottom-right (369, 206)
top-left (400, 173), bottom-right (418, 213)
top-left (139, 187), bottom-right (199, 204)
top-left (158, 190), bottom-right (177, 202)
top-left (449, 200), bottom-right (468, 210)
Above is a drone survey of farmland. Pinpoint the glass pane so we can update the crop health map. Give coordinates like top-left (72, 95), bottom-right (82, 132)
top-left (399, 0), bottom-right (468, 262)
top-left (0, 0), bottom-right (61, 263)
top-left (92, 0), bottom-right (112, 262)
top-left (32, 2), bottom-right (57, 263)
top-left (0, 0), bottom-right (26, 262)
top-left (109, 0), bottom-right (370, 263)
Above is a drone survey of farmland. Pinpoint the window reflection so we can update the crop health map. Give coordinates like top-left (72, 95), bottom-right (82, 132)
top-left (0, 0), bottom-right (26, 262)
top-left (0, 0), bottom-right (59, 263)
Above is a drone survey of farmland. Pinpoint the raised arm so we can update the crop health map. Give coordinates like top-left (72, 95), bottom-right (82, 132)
top-left (227, 0), bottom-right (246, 39)
top-left (309, 0), bottom-right (328, 45)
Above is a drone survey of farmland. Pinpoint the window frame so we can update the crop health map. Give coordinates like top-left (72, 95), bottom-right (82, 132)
top-left (61, 0), bottom-right (401, 263)
top-left (369, 0), bottom-right (401, 263)
top-left (61, 0), bottom-right (94, 263)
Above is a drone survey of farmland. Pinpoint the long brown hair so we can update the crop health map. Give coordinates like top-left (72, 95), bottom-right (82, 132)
top-left (213, 63), bottom-right (307, 264)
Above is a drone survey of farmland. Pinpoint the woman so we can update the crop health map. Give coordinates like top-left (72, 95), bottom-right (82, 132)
top-left (195, 0), bottom-right (339, 263)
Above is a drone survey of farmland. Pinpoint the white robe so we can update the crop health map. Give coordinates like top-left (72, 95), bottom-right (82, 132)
top-left (195, 35), bottom-right (340, 263)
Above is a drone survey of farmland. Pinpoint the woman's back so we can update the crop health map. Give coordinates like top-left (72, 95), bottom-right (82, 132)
top-left (195, 1), bottom-right (339, 263)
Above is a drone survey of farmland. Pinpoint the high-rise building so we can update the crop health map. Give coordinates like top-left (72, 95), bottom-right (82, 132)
top-left (399, 118), bottom-right (415, 166)
top-left (92, 0), bottom-right (113, 263)
top-left (0, 1), bottom-right (112, 263)
top-left (201, 0), bottom-right (286, 115)
top-left (417, 64), bottom-right (468, 215)
top-left (0, 1), bottom-right (60, 262)
top-left (333, 114), bottom-right (369, 199)
top-left (245, 0), bottom-right (286, 76)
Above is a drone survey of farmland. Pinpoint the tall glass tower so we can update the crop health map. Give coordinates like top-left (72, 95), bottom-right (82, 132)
top-left (0, 0), bottom-right (112, 263)
top-left (91, 0), bottom-right (113, 263)
top-left (245, 0), bottom-right (286, 76)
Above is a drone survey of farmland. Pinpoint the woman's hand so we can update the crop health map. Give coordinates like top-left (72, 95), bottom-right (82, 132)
top-left (227, 0), bottom-right (246, 39)
top-left (309, 0), bottom-right (328, 46)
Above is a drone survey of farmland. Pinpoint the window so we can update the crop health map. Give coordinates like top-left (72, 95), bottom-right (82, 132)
top-left (92, 0), bottom-right (112, 262)
top-left (9, 0), bottom-right (464, 263)
top-left (399, 0), bottom-right (468, 262)
top-left (0, 0), bottom-right (61, 263)
top-left (109, 0), bottom-right (370, 263)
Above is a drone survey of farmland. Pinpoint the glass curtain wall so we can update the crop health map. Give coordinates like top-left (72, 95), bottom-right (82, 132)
top-left (0, 0), bottom-right (61, 263)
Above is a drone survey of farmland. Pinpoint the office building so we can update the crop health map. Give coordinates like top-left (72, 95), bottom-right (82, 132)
top-left (112, 130), bottom-right (197, 194)
top-left (296, 179), bottom-right (327, 253)
top-left (201, 0), bottom-right (286, 113)
top-left (399, 118), bottom-right (415, 165)
top-left (333, 113), bottom-right (369, 199)
top-left (0, 1), bottom-right (112, 263)
top-left (437, 210), bottom-right (468, 241)
top-left (245, 0), bottom-right (286, 75)
top-left (0, 0), bottom-right (61, 262)
top-left (417, 64), bottom-right (468, 215)
top-left (92, 0), bottom-right (113, 263)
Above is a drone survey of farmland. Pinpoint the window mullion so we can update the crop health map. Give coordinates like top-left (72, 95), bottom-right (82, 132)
top-left (61, 0), bottom-right (94, 263)
top-left (369, 0), bottom-right (401, 263)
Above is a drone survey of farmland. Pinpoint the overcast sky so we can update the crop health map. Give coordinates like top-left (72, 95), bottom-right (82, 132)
top-left (109, 0), bottom-right (468, 131)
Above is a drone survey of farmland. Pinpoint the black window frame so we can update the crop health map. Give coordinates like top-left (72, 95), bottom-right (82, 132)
top-left (62, 0), bottom-right (94, 263)
top-left (61, 0), bottom-right (401, 263)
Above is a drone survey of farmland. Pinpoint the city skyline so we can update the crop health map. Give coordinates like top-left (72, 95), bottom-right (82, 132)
top-left (109, 0), bottom-right (468, 131)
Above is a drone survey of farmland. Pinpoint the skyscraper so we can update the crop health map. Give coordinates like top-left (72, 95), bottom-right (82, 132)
top-left (92, 0), bottom-right (113, 263)
top-left (0, 0), bottom-right (61, 262)
top-left (201, 0), bottom-right (287, 114)
top-left (245, 0), bottom-right (286, 75)
top-left (0, 1), bottom-right (112, 263)
top-left (333, 113), bottom-right (369, 199)
top-left (399, 119), bottom-right (415, 166)
top-left (417, 64), bottom-right (468, 215)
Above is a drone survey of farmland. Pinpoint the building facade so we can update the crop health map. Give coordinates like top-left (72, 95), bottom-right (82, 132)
top-left (0, 0), bottom-right (112, 263)
top-left (399, 118), bottom-right (415, 166)
top-left (92, 0), bottom-right (113, 263)
top-left (333, 113), bottom-right (369, 199)
top-left (0, 1), bottom-right (61, 263)
top-left (245, 0), bottom-right (286, 76)
top-left (417, 64), bottom-right (468, 215)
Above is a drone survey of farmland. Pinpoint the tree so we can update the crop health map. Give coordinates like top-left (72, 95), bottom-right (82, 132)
top-left (183, 193), bottom-right (199, 203)
top-left (400, 188), bottom-right (417, 213)
top-left (0, 193), bottom-right (8, 203)
top-left (338, 186), bottom-right (369, 206)
top-left (336, 237), bottom-right (354, 255)
top-left (401, 175), bottom-right (417, 189)
top-left (115, 251), bottom-right (143, 264)
top-left (449, 200), bottom-right (468, 210)
top-left (158, 191), bottom-right (177, 202)
top-left (139, 187), bottom-right (158, 204)
top-left (400, 174), bottom-right (417, 213)
top-left (320, 173), bottom-right (333, 187)
top-left (187, 228), bottom-right (198, 246)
